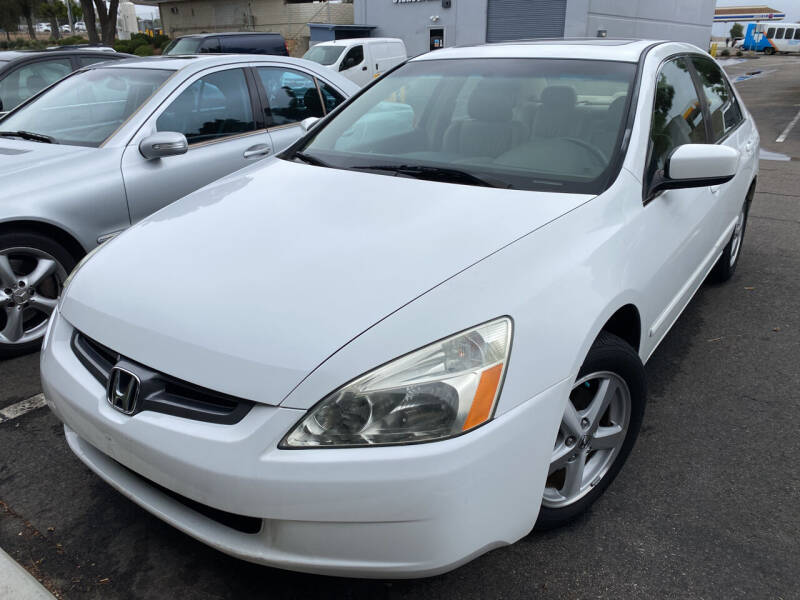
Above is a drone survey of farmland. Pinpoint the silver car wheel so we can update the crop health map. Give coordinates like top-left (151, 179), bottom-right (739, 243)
top-left (542, 371), bottom-right (631, 509)
top-left (0, 247), bottom-right (66, 346)
top-left (729, 205), bottom-right (746, 267)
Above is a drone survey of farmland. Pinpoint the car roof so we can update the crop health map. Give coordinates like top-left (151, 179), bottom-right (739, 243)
top-left (314, 37), bottom-right (404, 46)
top-left (87, 54), bottom-right (343, 75)
top-left (411, 39), bottom-right (699, 63)
top-left (177, 32), bottom-right (283, 39)
top-left (0, 48), bottom-right (117, 62)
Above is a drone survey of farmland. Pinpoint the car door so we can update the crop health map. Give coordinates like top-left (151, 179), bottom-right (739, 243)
top-left (338, 44), bottom-right (370, 86)
top-left (634, 56), bottom-right (724, 347)
top-left (0, 57), bottom-right (72, 113)
top-left (689, 56), bottom-right (755, 232)
top-left (120, 65), bottom-right (271, 224)
top-left (253, 65), bottom-right (335, 152)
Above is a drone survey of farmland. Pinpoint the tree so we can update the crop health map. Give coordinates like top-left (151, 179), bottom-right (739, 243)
top-left (730, 22), bottom-right (744, 41)
top-left (15, 0), bottom-right (40, 40)
top-left (93, 0), bottom-right (119, 44)
top-left (78, 0), bottom-right (98, 43)
top-left (38, 0), bottom-right (66, 39)
top-left (0, 1), bottom-right (22, 41)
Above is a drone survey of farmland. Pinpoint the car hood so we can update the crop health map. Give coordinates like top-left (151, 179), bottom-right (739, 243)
top-left (61, 158), bottom-right (592, 405)
top-left (0, 139), bottom-right (96, 179)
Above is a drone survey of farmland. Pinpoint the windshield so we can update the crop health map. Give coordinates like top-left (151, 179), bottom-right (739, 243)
top-left (163, 37), bottom-right (202, 55)
top-left (294, 58), bottom-right (636, 194)
top-left (0, 67), bottom-right (172, 147)
top-left (303, 45), bottom-right (346, 66)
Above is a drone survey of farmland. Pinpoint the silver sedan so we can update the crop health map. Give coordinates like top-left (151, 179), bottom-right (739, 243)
top-left (0, 55), bottom-right (358, 357)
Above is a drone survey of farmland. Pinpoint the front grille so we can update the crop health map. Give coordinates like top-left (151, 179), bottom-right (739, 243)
top-left (71, 330), bottom-right (254, 425)
top-left (112, 456), bottom-right (262, 535)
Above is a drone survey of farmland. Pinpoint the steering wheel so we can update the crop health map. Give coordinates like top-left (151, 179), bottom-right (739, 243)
top-left (561, 137), bottom-right (609, 166)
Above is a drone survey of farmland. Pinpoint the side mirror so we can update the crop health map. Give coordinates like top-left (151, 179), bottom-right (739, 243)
top-left (648, 144), bottom-right (739, 198)
top-left (299, 116), bottom-right (320, 133)
top-left (139, 132), bottom-right (188, 160)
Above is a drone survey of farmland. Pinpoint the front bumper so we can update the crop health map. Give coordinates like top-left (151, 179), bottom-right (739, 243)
top-left (42, 310), bottom-right (568, 578)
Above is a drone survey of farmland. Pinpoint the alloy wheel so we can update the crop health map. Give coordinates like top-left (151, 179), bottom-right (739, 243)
top-left (0, 247), bottom-right (66, 346)
top-left (542, 371), bottom-right (632, 509)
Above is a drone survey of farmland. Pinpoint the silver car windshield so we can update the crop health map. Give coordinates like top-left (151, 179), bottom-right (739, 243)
top-left (296, 58), bottom-right (636, 194)
top-left (0, 67), bottom-right (173, 147)
top-left (303, 45), bottom-right (345, 66)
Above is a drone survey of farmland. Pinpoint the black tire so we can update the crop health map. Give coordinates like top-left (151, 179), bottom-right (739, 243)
top-left (0, 231), bottom-right (76, 359)
top-left (709, 187), bottom-right (753, 284)
top-left (765, 47), bottom-right (775, 55)
top-left (535, 332), bottom-right (646, 530)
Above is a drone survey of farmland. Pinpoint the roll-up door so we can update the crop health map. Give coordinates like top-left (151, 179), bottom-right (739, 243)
top-left (486, 0), bottom-right (567, 43)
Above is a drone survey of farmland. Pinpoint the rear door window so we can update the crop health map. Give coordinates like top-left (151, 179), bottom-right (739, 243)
top-left (691, 57), bottom-right (742, 141)
top-left (256, 67), bottom-right (325, 125)
top-left (199, 37), bottom-right (221, 53)
top-left (220, 35), bottom-right (281, 54)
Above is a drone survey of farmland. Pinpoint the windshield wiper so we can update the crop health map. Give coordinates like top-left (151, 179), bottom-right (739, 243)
top-left (0, 130), bottom-right (57, 144)
top-left (292, 151), bottom-right (329, 168)
top-left (350, 164), bottom-right (511, 189)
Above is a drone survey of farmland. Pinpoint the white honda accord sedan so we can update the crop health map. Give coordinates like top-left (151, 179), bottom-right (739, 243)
top-left (41, 39), bottom-right (758, 578)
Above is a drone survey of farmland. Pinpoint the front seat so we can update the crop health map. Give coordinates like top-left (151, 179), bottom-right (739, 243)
top-left (531, 85), bottom-right (577, 139)
top-left (443, 80), bottom-right (528, 159)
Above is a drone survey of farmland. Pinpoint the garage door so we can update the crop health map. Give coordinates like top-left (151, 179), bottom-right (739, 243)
top-left (486, 0), bottom-right (567, 42)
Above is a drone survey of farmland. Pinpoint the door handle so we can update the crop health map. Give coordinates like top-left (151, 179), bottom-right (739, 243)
top-left (361, 65), bottom-right (367, 71)
top-left (243, 144), bottom-right (271, 159)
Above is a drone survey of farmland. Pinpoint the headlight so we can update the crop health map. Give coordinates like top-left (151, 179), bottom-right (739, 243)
top-left (281, 317), bottom-right (512, 448)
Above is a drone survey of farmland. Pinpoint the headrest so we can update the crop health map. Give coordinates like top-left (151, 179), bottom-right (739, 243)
top-left (468, 80), bottom-right (515, 122)
top-left (540, 85), bottom-right (577, 108)
top-left (607, 95), bottom-right (627, 119)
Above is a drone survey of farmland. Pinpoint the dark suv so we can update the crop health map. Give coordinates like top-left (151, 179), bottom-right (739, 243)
top-left (163, 32), bottom-right (289, 57)
top-left (0, 48), bottom-right (130, 115)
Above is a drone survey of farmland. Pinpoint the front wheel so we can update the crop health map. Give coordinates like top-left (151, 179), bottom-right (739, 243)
top-left (536, 332), bottom-right (646, 530)
top-left (709, 193), bottom-right (751, 283)
top-left (0, 232), bottom-right (75, 359)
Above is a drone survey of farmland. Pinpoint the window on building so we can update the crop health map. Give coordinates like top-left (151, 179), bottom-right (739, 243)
top-left (157, 68), bottom-right (255, 144)
top-left (646, 57), bottom-right (707, 187)
top-left (256, 67), bottom-right (325, 126)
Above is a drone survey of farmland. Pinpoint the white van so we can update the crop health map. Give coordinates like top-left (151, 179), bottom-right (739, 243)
top-left (303, 38), bottom-right (407, 87)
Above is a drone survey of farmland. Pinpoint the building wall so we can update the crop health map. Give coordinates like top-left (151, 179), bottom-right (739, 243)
top-left (355, 0), bottom-right (714, 52)
top-left (158, 1), bottom-right (354, 55)
top-left (564, 0), bottom-right (714, 49)
top-left (353, 0), bottom-right (488, 57)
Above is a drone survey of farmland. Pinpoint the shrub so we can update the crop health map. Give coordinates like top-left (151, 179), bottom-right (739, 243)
top-left (736, 50), bottom-right (743, 57)
top-left (719, 48), bottom-right (731, 57)
top-left (134, 44), bottom-right (154, 56)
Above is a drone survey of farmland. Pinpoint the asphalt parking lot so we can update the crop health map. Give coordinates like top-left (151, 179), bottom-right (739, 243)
top-left (1, 56), bottom-right (799, 600)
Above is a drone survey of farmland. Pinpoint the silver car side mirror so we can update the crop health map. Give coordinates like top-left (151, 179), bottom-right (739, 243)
top-left (299, 117), bottom-right (320, 133)
top-left (139, 132), bottom-right (188, 160)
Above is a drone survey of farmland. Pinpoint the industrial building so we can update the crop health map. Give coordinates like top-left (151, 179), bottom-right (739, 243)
top-left (353, 0), bottom-right (715, 56)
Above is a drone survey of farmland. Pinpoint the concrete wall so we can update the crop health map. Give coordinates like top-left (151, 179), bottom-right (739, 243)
top-left (353, 0), bottom-right (488, 57)
top-left (564, 0), bottom-right (714, 50)
top-left (158, 1), bottom-right (354, 55)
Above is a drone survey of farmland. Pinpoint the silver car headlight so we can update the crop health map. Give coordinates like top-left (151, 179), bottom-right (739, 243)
top-left (281, 317), bottom-right (512, 448)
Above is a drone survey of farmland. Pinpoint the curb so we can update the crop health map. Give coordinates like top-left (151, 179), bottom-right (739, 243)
top-left (0, 546), bottom-right (56, 600)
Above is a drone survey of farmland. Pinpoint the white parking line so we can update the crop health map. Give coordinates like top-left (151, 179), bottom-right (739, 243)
top-left (0, 394), bottom-right (47, 424)
top-left (776, 108), bottom-right (800, 143)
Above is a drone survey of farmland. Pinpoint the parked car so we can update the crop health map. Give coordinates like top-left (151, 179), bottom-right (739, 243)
top-left (36, 23), bottom-right (52, 33)
top-left (0, 55), bottom-right (356, 356)
top-left (74, 21), bottom-right (87, 33)
top-left (0, 48), bottom-right (129, 116)
top-left (60, 24), bottom-right (72, 34)
top-left (163, 32), bottom-right (289, 57)
top-left (304, 37), bottom-right (407, 86)
top-left (41, 40), bottom-right (758, 577)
